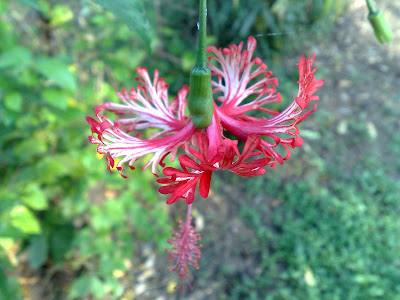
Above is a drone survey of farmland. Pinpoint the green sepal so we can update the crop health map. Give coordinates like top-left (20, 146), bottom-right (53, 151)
top-left (188, 65), bottom-right (213, 129)
top-left (368, 10), bottom-right (393, 44)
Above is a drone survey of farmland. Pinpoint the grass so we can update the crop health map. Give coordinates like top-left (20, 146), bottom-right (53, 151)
top-left (225, 110), bottom-right (400, 299)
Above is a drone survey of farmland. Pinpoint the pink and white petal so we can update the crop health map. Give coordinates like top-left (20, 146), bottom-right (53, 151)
top-left (207, 36), bottom-right (279, 115)
top-left (88, 113), bottom-right (197, 176)
top-left (199, 171), bottom-right (212, 198)
top-left (103, 67), bottom-right (188, 135)
top-left (215, 51), bottom-right (323, 166)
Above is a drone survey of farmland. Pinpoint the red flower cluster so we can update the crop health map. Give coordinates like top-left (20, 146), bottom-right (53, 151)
top-left (87, 36), bottom-right (324, 204)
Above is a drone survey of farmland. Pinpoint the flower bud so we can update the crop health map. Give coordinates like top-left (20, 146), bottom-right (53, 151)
top-left (368, 9), bottom-right (393, 44)
top-left (188, 65), bottom-right (213, 129)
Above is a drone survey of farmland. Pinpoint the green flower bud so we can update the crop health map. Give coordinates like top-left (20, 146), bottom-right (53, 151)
top-left (188, 65), bottom-right (213, 129)
top-left (368, 7), bottom-right (392, 44)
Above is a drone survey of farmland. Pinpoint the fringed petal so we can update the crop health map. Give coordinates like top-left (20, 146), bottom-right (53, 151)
top-left (104, 67), bottom-right (188, 134)
top-left (87, 104), bottom-right (197, 177)
top-left (207, 36), bottom-right (280, 116)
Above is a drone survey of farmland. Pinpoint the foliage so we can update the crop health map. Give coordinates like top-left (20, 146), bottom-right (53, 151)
top-left (91, 0), bottom-right (153, 52)
top-left (0, 1), bottom-right (169, 299)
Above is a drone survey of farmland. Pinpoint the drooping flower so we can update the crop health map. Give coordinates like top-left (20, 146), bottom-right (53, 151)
top-left (86, 36), bottom-right (323, 202)
top-left (86, 36), bottom-right (324, 291)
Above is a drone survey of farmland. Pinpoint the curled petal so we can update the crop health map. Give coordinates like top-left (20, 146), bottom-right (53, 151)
top-left (157, 167), bottom-right (206, 205)
top-left (87, 106), bottom-right (197, 177)
top-left (215, 50), bottom-right (323, 166)
top-left (86, 67), bottom-right (197, 177)
top-left (179, 155), bottom-right (202, 171)
top-left (226, 134), bottom-right (272, 176)
top-left (207, 36), bottom-right (280, 116)
top-left (295, 53), bottom-right (325, 111)
top-left (104, 67), bottom-right (188, 135)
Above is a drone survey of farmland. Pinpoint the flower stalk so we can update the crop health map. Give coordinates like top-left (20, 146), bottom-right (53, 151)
top-left (188, 0), bottom-right (213, 129)
top-left (196, 0), bottom-right (207, 68)
top-left (86, 32), bottom-right (324, 291)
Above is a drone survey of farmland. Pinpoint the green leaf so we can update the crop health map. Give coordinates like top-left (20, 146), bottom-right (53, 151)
top-left (0, 223), bottom-right (25, 239)
top-left (0, 2), bottom-right (9, 15)
top-left (0, 262), bottom-right (22, 300)
top-left (14, 138), bottom-right (48, 162)
top-left (0, 109), bottom-right (17, 127)
top-left (49, 224), bottom-right (74, 262)
top-left (68, 275), bottom-right (90, 299)
top-left (91, 276), bottom-right (106, 298)
top-left (0, 46), bottom-right (32, 69)
top-left (15, 114), bottom-right (40, 129)
top-left (21, 184), bottom-right (48, 210)
top-left (28, 234), bottom-right (48, 269)
top-left (104, 277), bottom-right (124, 298)
top-left (10, 206), bottom-right (41, 234)
top-left (0, 264), bottom-right (9, 300)
top-left (42, 88), bottom-right (68, 109)
top-left (0, 190), bottom-right (18, 213)
top-left (55, 106), bottom-right (84, 123)
top-left (90, 206), bottom-right (112, 233)
top-left (91, 0), bottom-right (152, 52)
top-left (50, 5), bottom-right (74, 26)
top-left (16, 0), bottom-right (45, 13)
top-left (35, 154), bottom-right (84, 183)
top-left (34, 57), bottom-right (77, 92)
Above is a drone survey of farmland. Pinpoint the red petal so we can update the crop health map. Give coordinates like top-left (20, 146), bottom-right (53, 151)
top-left (196, 133), bottom-right (210, 162)
top-left (199, 171), bottom-right (212, 198)
top-left (175, 178), bottom-right (200, 197)
top-left (239, 134), bottom-right (260, 162)
top-left (95, 105), bottom-right (106, 115)
top-left (166, 194), bottom-right (180, 205)
top-left (186, 189), bottom-right (195, 204)
top-left (293, 136), bottom-right (303, 147)
top-left (179, 155), bottom-right (202, 170)
top-left (159, 184), bottom-right (181, 195)
top-left (156, 178), bottom-right (175, 184)
top-left (295, 96), bottom-right (307, 110)
top-left (297, 55), bottom-right (306, 81)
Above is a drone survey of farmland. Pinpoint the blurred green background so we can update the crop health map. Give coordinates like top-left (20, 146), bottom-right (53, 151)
top-left (1, 0), bottom-right (399, 299)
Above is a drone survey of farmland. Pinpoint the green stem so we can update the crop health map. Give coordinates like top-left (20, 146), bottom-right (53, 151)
top-left (196, 0), bottom-right (207, 68)
top-left (366, 0), bottom-right (377, 14)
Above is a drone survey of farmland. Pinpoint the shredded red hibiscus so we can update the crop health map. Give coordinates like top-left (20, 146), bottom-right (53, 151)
top-left (86, 36), bottom-right (324, 291)
top-left (86, 36), bottom-right (323, 204)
